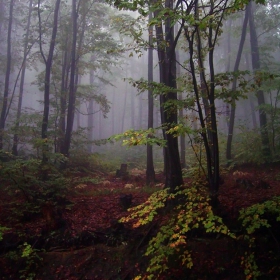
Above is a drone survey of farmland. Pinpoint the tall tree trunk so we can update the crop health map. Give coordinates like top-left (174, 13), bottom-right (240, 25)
top-left (208, 20), bottom-right (220, 204)
top-left (131, 75), bottom-right (135, 129)
top-left (226, 8), bottom-right (249, 162)
top-left (12, 0), bottom-right (33, 156)
top-left (154, 0), bottom-right (183, 192)
top-left (245, 53), bottom-right (257, 129)
top-left (0, 0), bottom-right (4, 36)
top-left (0, 0), bottom-right (14, 150)
top-left (146, 12), bottom-right (155, 185)
top-left (184, 0), bottom-right (228, 206)
top-left (175, 23), bottom-right (186, 168)
top-left (87, 66), bottom-right (95, 152)
top-left (121, 69), bottom-right (128, 132)
top-left (62, 0), bottom-right (78, 157)
top-left (111, 87), bottom-right (115, 135)
top-left (39, 0), bottom-right (61, 162)
top-left (58, 45), bottom-right (70, 153)
top-left (248, 1), bottom-right (271, 158)
top-left (138, 93), bottom-right (143, 129)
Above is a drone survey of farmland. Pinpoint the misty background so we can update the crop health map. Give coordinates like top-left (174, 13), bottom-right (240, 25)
top-left (0, 0), bottom-right (279, 168)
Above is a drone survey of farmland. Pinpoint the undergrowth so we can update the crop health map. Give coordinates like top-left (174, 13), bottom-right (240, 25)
top-left (120, 184), bottom-right (235, 279)
top-left (120, 182), bottom-right (280, 279)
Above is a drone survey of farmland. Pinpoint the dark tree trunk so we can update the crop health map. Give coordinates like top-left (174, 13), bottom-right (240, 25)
top-left (226, 7), bottom-right (249, 161)
top-left (248, 1), bottom-right (271, 158)
top-left (245, 53), bottom-right (258, 129)
top-left (58, 47), bottom-right (70, 153)
top-left (208, 26), bottom-right (220, 204)
top-left (111, 87), bottom-right (115, 135)
top-left (87, 67), bottom-right (94, 153)
top-left (146, 12), bottom-right (155, 185)
top-left (138, 93), bottom-right (143, 129)
top-left (183, 0), bottom-right (228, 207)
top-left (0, 0), bottom-right (14, 150)
top-left (12, 0), bottom-right (33, 156)
top-left (154, 0), bottom-right (183, 192)
top-left (175, 23), bottom-right (186, 168)
top-left (39, 0), bottom-right (61, 162)
top-left (62, 0), bottom-right (78, 157)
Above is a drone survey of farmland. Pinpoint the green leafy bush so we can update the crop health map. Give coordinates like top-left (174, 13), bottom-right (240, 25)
top-left (121, 185), bottom-right (235, 279)
top-left (238, 196), bottom-right (280, 279)
top-left (67, 151), bottom-right (119, 174)
top-left (0, 225), bottom-right (9, 241)
top-left (233, 126), bottom-right (264, 164)
top-left (0, 158), bottom-right (70, 220)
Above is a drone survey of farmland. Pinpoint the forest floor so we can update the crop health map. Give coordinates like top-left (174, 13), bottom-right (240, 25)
top-left (1, 163), bottom-right (280, 279)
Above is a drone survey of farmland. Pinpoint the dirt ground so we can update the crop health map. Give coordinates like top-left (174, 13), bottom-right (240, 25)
top-left (1, 163), bottom-right (280, 279)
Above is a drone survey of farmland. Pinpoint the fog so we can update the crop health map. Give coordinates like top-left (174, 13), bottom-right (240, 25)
top-left (0, 0), bottom-right (279, 167)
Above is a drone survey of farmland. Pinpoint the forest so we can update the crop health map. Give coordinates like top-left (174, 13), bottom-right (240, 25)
top-left (0, 0), bottom-right (280, 279)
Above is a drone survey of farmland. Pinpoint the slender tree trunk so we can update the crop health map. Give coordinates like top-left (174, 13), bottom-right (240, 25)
top-left (0, 0), bottom-right (4, 36)
top-left (226, 7), bottom-right (249, 161)
top-left (39, 0), bottom-right (61, 162)
top-left (62, 0), bottom-right (78, 157)
top-left (146, 12), bottom-right (155, 184)
top-left (111, 87), bottom-right (115, 135)
top-left (248, 1), bottom-right (271, 158)
top-left (75, 76), bottom-right (81, 130)
top-left (175, 23), bottom-right (186, 168)
top-left (12, 0), bottom-right (33, 156)
top-left (0, 0), bottom-right (14, 150)
top-left (184, 0), bottom-right (228, 206)
top-left (87, 69), bottom-right (94, 152)
top-left (138, 94), bottom-right (143, 129)
top-left (58, 40), bottom-right (70, 153)
top-left (131, 73), bottom-right (135, 128)
top-left (245, 53), bottom-right (257, 129)
top-left (121, 69), bottom-right (128, 132)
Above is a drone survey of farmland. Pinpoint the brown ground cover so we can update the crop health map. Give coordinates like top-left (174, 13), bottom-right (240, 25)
top-left (0, 164), bottom-right (280, 279)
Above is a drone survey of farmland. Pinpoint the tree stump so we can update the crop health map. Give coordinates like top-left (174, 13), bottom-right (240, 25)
top-left (116, 163), bottom-right (128, 177)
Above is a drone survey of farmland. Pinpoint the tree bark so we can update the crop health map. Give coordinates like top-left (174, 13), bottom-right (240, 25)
top-left (61, 0), bottom-right (78, 157)
top-left (0, 0), bottom-right (14, 150)
top-left (153, 0), bottom-right (183, 192)
top-left (87, 67), bottom-right (95, 153)
top-left (248, 1), bottom-right (271, 158)
top-left (12, 0), bottom-right (33, 156)
top-left (146, 12), bottom-right (155, 185)
top-left (39, 0), bottom-right (61, 162)
top-left (226, 7), bottom-right (249, 161)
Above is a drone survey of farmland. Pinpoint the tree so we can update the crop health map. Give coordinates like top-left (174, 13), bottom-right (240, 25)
top-left (153, 0), bottom-right (183, 192)
top-left (182, 0), bottom-right (231, 205)
top-left (248, 1), bottom-right (271, 158)
top-left (61, 0), bottom-right (78, 158)
top-left (12, 0), bottom-right (34, 156)
top-left (226, 7), bottom-right (249, 162)
top-left (0, 0), bottom-right (14, 150)
top-left (146, 12), bottom-right (155, 185)
top-left (39, 0), bottom-right (61, 162)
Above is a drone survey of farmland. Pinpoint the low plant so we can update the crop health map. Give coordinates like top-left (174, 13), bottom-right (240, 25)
top-left (19, 242), bottom-right (43, 280)
top-left (238, 196), bottom-right (280, 279)
top-left (0, 225), bottom-right (9, 241)
top-left (0, 158), bottom-right (70, 221)
top-left (232, 126), bottom-right (265, 164)
top-left (120, 184), bottom-right (235, 279)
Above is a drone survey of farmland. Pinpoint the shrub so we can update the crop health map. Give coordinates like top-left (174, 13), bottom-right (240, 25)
top-left (120, 184), bottom-right (235, 279)
top-left (238, 196), bottom-right (280, 279)
top-left (0, 158), bottom-right (70, 221)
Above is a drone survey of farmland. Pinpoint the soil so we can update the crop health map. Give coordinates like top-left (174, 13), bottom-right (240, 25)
top-left (0, 163), bottom-right (280, 279)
